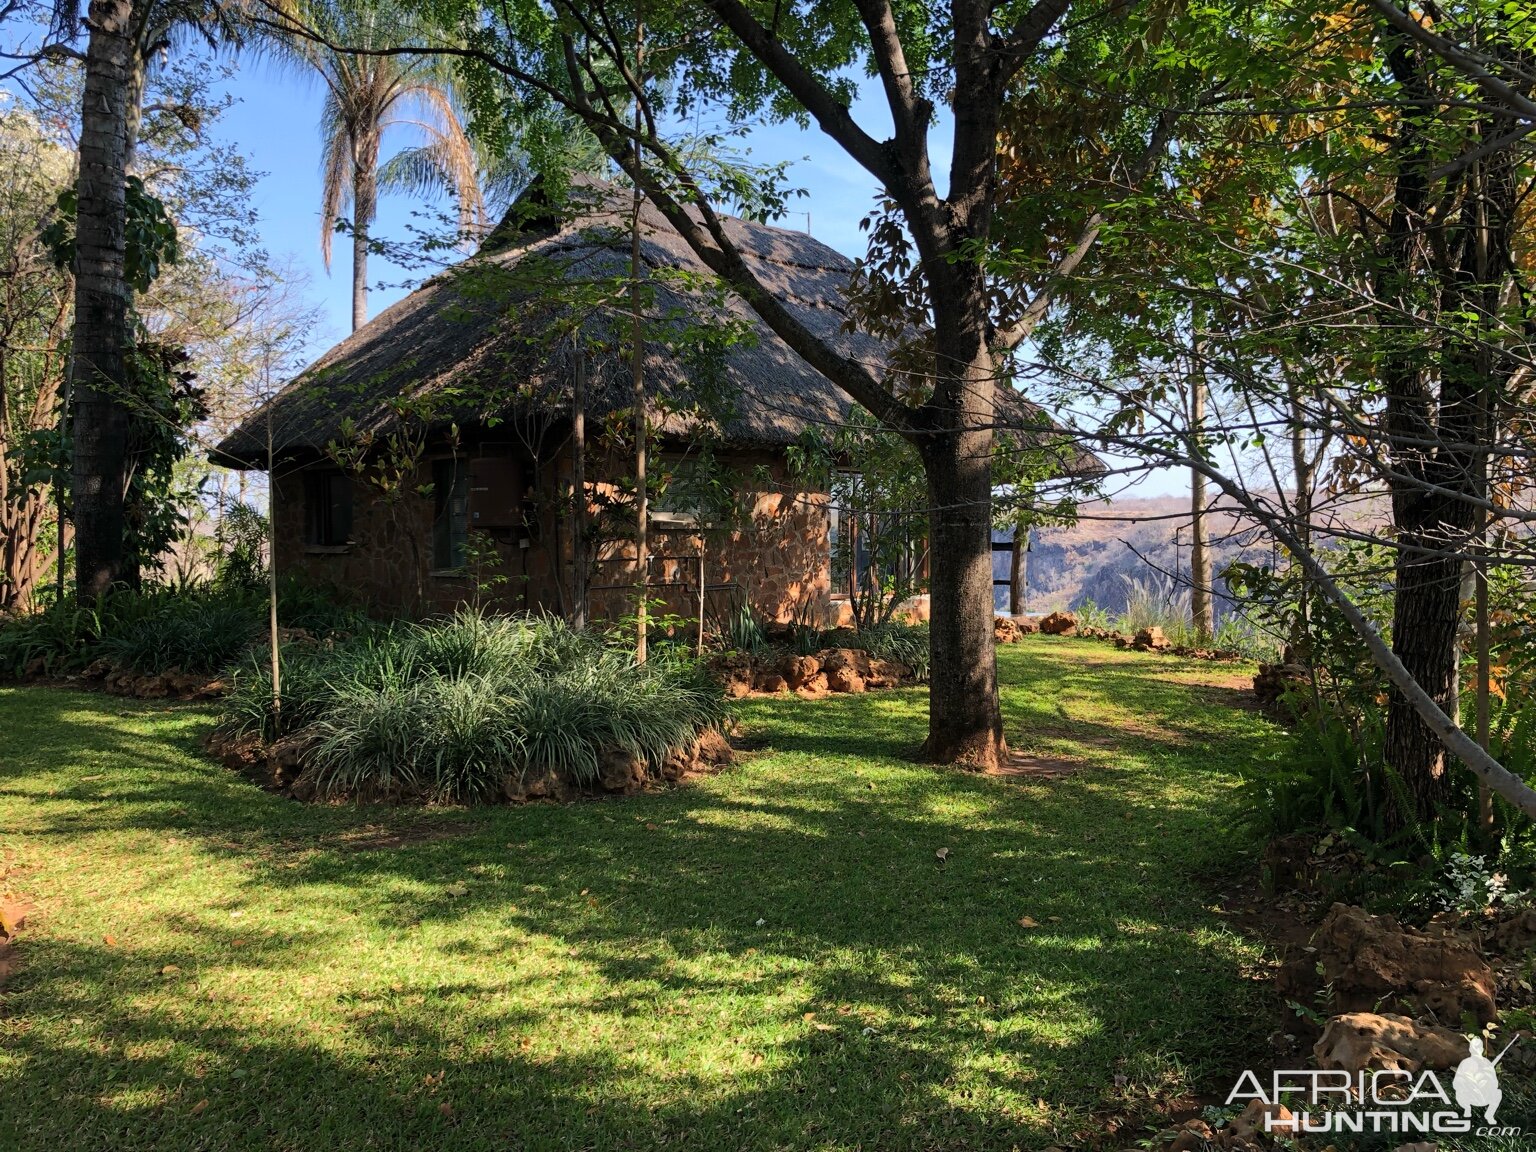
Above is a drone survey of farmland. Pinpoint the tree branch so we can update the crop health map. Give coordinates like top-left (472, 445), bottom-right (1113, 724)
top-left (995, 106), bottom-right (1178, 350)
top-left (1364, 0), bottom-right (1536, 125)
top-left (703, 0), bottom-right (902, 192)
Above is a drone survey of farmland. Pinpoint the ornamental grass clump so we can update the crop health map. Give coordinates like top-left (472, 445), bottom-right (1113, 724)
top-left (222, 609), bottom-right (729, 803)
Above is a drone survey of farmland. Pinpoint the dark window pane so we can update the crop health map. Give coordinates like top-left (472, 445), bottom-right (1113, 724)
top-left (433, 459), bottom-right (470, 569)
top-left (305, 471), bottom-right (352, 546)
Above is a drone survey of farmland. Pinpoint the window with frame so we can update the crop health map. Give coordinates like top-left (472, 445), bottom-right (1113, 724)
top-left (304, 471), bottom-right (353, 547)
top-left (433, 458), bottom-right (470, 569)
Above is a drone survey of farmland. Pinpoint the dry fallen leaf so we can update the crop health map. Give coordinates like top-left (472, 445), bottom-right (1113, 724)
top-left (445, 883), bottom-right (469, 898)
top-left (103, 934), bottom-right (118, 947)
top-left (0, 903), bottom-right (28, 937)
top-left (802, 1011), bottom-right (816, 1021)
top-left (438, 1102), bottom-right (454, 1118)
top-left (189, 1099), bottom-right (208, 1116)
top-left (935, 847), bottom-right (950, 863)
top-left (1018, 917), bottom-right (1039, 929)
top-left (161, 964), bottom-right (181, 975)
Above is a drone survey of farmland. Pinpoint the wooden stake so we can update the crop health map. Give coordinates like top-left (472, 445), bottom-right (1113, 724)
top-left (265, 379), bottom-right (281, 724)
top-left (572, 342), bottom-right (587, 630)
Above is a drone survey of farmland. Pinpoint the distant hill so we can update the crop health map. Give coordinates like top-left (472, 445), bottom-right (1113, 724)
top-left (992, 495), bottom-right (1279, 618)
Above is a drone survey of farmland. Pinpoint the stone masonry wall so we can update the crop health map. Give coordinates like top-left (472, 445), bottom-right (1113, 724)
top-left (270, 447), bottom-right (836, 628)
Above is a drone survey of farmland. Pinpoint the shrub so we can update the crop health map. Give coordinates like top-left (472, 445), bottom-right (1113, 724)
top-left (0, 578), bottom-right (366, 679)
top-left (807, 620), bottom-right (929, 682)
top-left (722, 601), bottom-right (768, 655)
top-left (1211, 616), bottom-right (1282, 661)
top-left (97, 591), bottom-right (265, 674)
top-left (1074, 599), bottom-right (1112, 630)
top-left (221, 610), bottom-right (730, 803)
top-left (849, 621), bottom-right (930, 682)
top-left (0, 599), bottom-right (109, 676)
top-left (1117, 574), bottom-right (1196, 647)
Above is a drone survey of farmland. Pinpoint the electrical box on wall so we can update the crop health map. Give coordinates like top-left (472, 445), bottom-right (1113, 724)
top-left (467, 457), bottom-right (525, 529)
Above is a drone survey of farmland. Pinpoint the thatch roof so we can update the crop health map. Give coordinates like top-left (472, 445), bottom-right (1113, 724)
top-left (214, 178), bottom-right (1098, 476)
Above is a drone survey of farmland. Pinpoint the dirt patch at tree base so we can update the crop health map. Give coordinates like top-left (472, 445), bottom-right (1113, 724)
top-left (984, 750), bottom-right (1082, 780)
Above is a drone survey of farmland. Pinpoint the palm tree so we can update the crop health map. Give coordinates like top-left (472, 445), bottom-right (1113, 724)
top-left (267, 0), bottom-right (485, 331)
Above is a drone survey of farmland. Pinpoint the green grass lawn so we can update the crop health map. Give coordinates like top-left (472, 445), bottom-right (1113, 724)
top-left (0, 638), bottom-right (1284, 1151)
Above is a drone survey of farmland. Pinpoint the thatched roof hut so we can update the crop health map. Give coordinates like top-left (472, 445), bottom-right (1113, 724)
top-left (214, 178), bottom-right (1096, 475)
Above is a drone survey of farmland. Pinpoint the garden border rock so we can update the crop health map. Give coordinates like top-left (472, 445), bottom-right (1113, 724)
top-left (204, 722), bottom-right (737, 805)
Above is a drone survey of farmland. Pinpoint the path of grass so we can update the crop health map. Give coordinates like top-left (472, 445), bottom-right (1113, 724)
top-left (0, 638), bottom-right (1284, 1151)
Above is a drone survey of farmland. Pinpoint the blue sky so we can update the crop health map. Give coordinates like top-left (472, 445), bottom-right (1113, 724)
top-left (218, 62), bottom-right (918, 358)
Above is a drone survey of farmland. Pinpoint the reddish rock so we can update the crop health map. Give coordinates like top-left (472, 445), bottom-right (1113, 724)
top-left (1227, 1098), bottom-right (1295, 1143)
top-left (1039, 611), bottom-right (1077, 636)
top-left (194, 678), bottom-right (229, 700)
top-left (865, 659), bottom-right (910, 688)
top-left (1132, 626), bottom-right (1171, 652)
top-left (1163, 1120), bottom-right (1214, 1152)
top-left (796, 673), bottom-right (829, 698)
top-left (522, 768), bottom-right (562, 800)
top-left (826, 666), bottom-right (866, 693)
top-left (819, 648), bottom-right (874, 678)
top-left (1308, 903), bottom-right (1498, 1025)
top-left (1313, 1012), bottom-right (1468, 1075)
top-left (1494, 905), bottom-right (1536, 955)
top-left (780, 655), bottom-right (821, 690)
top-left (692, 728), bottom-right (735, 766)
top-left (993, 616), bottom-right (1023, 644)
top-left (753, 673), bottom-right (789, 694)
top-left (598, 748), bottom-right (647, 793)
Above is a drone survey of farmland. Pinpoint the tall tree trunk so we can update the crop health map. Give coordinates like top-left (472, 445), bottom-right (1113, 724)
top-left (1383, 516), bottom-right (1467, 820)
top-left (1376, 57), bottom-right (1513, 827)
top-left (1008, 522), bottom-right (1024, 617)
top-left (350, 132), bottom-right (380, 332)
top-left (70, 0), bottom-right (138, 600)
top-left (919, 291), bottom-right (1005, 767)
top-left (921, 427), bottom-right (1005, 767)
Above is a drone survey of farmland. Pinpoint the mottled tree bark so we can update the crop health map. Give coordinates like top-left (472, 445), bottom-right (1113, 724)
top-left (1377, 37), bottom-right (1515, 827)
top-left (350, 131), bottom-right (380, 331)
top-left (920, 418), bottom-right (1006, 766)
top-left (70, 0), bottom-right (138, 599)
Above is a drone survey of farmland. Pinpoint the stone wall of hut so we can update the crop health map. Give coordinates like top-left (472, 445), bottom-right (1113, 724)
top-left (269, 446), bottom-right (839, 630)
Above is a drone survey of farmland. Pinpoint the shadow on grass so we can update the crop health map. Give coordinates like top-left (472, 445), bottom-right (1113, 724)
top-left (0, 641), bottom-right (1282, 1151)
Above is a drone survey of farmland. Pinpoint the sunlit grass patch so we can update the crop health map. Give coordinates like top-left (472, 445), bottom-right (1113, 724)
top-left (0, 637), bottom-right (1283, 1151)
